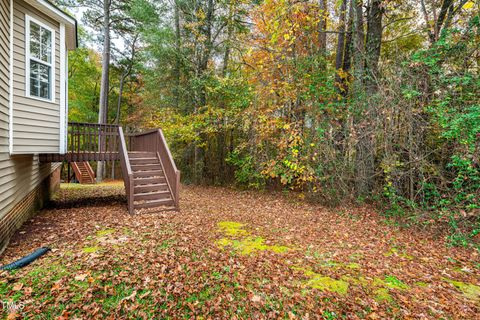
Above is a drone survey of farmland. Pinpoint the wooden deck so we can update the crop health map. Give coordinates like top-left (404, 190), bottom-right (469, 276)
top-left (39, 122), bottom-right (181, 213)
top-left (40, 152), bottom-right (119, 162)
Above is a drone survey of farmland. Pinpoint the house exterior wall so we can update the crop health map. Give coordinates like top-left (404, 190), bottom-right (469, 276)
top-left (0, 0), bottom-right (61, 253)
top-left (12, 0), bottom-right (62, 154)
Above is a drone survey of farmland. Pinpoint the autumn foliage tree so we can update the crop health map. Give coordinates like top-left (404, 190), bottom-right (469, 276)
top-left (66, 0), bottom-right (480, 246)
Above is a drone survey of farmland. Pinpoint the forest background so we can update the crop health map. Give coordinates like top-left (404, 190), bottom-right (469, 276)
top-left (61, 0), bottom-right (479, 247)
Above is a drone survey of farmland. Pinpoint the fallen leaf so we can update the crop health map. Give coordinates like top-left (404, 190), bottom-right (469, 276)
top-left (12, 283), bottom-right (23, 291)
top-left (74, 273), bottom-right (88, 281)
top-left (7, 313), bottom-right (19, 320)
top-left (122, 290), bottom-right (137, 301)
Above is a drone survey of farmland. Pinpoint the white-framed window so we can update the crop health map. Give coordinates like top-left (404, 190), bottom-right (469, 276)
top-left (25, 15), bottom-right (55, 102)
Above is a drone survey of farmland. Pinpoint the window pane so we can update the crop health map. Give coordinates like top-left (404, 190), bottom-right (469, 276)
top-left (40, 27), bottom-right (52, 63)
top-left (30, 41), bottom-right (40, 59)
top-left (30, 22), bottom-right (41, 59)
top-left (39, 64), bottom-right (50, 83)
top-left (30, 21), bottom-right (52, 64)
top-left (30, 61), bottom-right (39, 80)
top-left (30, 78), bottom-right (39, 97)
top-left (30, 22), bottom-right (40, 44)
top-left (40, 45), bottom-right (51, 63)
top-left (40, 81), bottom-right (50, 99)
top-left (30, 61), bottom-right (51, 99)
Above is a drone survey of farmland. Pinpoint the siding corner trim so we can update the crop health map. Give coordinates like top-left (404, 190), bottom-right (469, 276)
top-left (59, 22), bottom-right (66, 154)
top-left (8, 0), bottom-right (14, 154)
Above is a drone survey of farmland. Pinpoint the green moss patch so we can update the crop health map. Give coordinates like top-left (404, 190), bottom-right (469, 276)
top-left (82, 246), bottom-right (102, 253)
top-left (315, 259), bottom-right (361, 271)
top-left (443, 278), bottom-right (480, 301)
top-left (217, 221), bottom-right (249, 236)
top-left (342, 275), bottom-right (368, 287)
top-left (217, 237), bottom-right (289, 255)
top-left (293, 267), bottom-right (349, 295)
top-left (374, 288), bottom-right (393, 302)
top-left (384, 247), bottom-right (414, 260)
top-left (374, 275), bottom-right (410, 290)
top-left (216, 221), bottom-right (290, 255)
top-left (306, 275), bottom-right (349, 295)
top-left (346, 263), bottom-right (361, 270)
top-left (415, 281), bottom-right (429, 288)
top-left (292, 267), bottom-right (408, 302)
top-left (96, 229), bottom-right (116, 237)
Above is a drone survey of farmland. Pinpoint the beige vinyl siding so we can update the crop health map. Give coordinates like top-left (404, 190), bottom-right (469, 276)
top-left (11, 0), bottom-right (60, 154)
top-left (0, 0), bottom-right (56, 228)
top-left (0, 0), bottom-right (9, 161)
top-left (0, 0), bottom-right (8, 131)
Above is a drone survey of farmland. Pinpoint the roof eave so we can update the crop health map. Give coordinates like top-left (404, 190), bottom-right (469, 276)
top-left (24, 0), bottom-right (78, 49)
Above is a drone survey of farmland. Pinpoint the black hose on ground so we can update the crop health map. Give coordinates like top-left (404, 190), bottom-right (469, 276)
top-left (0, 247), bottom-right (51, 271)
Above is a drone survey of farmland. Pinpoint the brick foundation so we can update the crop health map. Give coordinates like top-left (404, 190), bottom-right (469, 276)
top-left (0, 165), bottom-right (61, 254)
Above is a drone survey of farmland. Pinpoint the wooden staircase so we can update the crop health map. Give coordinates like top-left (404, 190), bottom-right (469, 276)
top-left (130, 152), bottom-right (175, 211)
top-left (71, 162), bottom-right (95, 184)
top-left (118, 128), bottom-right (180, 214)
top-left (39, 123), bottom-right (180, 214)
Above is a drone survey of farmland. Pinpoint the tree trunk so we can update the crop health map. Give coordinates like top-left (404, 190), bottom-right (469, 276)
top-left (174, 0), bottom-right (181, 109)
top-left (97, 0), bottom-right (111, 183)
top-left (343, 0), bottom-right (355, 163)
top-left (115, 75), bottom-right (126, 126)
top-left (365, 0), bottom-right (383, 93)
top-left (422, 0), bottom-right (467, 44)
top-left (193, 0), bottom-right (214, 183)
top-left (111, 72), bottom-right (127, 180)
top-left (222, 0), bottom-right (234, 77)
top-left (434, 0), bottom-right (454, 41)
top-left (318, 0), bottom-right (327, 56)
top-left (352, 0), bottom-right (375, 196)
top-left (114, 35), bottom-right (137, 127)
top-left (218, 1), bottom-right (235, 182)
top-left (353, 0), bottom-right (365, 95)
top-left (335, 0), bottom-right (347, 93)
top-left (198, 0), bottom-right (214, 107)
top-left (342, 0), bottom-right (355, 93)
top-left (343, 0), bottom-right (354, 69)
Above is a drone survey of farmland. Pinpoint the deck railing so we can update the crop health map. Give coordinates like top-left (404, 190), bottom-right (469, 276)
top-left (68, 122), bottom-right (120, 161)
top-left (129, 129), bottom-right (181, 210)
top-left (118, 126), bottom-right (134, 214)
top-left (40, 122), bottom-right (120, 162)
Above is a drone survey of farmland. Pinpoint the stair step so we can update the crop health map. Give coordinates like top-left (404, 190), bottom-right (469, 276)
top-left (134, 183), bottom-right (169, 193)
top-left (133, 170), bottom-right (164, 178)
top-left (134, 198), bottom-right (175, 209)
top-left (129, 157), bottom-right (158, 165)
top-left (131, 164), bottom-right (162, 171)
top-left (134, 190), bottom-right (172, 201)
top-left (72, 161), bottom-right (95, 185)
top-left (133, 177), bottom-right (166, 185)
top-left (128, 152), bottom-right (157, 158)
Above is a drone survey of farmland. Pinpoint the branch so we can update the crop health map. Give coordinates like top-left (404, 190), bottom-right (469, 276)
top-left (382, 16), bottom-right (415, 30)
top-left (382, 29), bottom-right (423, 43)
top-left (443, 0), bottom-right (470, 31)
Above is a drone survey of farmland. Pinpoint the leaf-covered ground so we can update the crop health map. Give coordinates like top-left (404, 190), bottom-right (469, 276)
top-left (1, 182), bottom-right (479, 319)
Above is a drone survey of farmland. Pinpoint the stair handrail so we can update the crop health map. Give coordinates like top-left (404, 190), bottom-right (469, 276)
top-left (156, 129), bottom-right (181, 209)
top-left (118, 127), bottom-right (134, 214)
top-left (85, 162), bottom-right (95, 182)
top-left (70, 162), bottom-right (82, 183)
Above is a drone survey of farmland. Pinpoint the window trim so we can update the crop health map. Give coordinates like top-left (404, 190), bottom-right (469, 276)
top-left (25, 14), bottom-right (56, 103)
